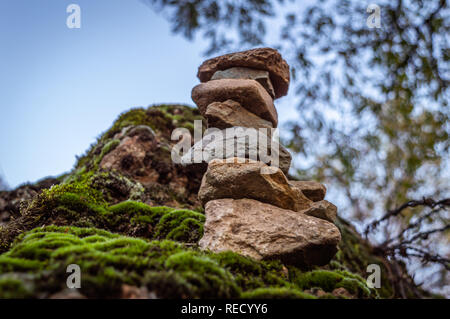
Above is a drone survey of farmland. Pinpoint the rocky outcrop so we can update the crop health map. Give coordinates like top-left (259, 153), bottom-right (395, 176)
top-left (100, 126), bottom-right (160, 182)
top-left (73, 106), bottom-right (206, 207)
top-left (199, 198), bottom-right (341, 267)
top-left (0, 104), bottom-right (429, 299)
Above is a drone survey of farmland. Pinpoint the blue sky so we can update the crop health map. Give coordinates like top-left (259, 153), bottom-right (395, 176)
top-left (0, 0), bottom-right (298, 188)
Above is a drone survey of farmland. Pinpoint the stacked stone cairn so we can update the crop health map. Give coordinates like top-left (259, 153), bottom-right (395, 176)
top-left (183, 48), bottom-right (341, 267)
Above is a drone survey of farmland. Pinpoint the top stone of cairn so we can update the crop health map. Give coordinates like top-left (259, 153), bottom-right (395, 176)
top-left (197, 47), bottom-right (290, 99)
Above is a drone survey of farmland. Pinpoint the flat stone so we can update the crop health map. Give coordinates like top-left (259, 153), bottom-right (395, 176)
top-left (180, 127), bottom-right (292, 175)
top-left (198, 158), bottom-right (312, 211)
top-left (288, 181), bottom-right (327, 202)
top-left (205, 99), bottom-right (273, 130)
top-left (197, 47), bottom-right (290, 98)
top-left (199, 198), bottom-right (341, 267)
top-left (302, 200), bottom-right (337, 223)
top-left (191, 79), bottom-right (278, 127)
top-left (211, 67), bottom-right (275, 98)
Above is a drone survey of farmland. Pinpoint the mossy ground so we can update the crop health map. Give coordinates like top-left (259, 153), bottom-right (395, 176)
top-left (0, 225), bottom-right (377, 299)
top-left (0, 172), bottom-right (377, 298)
top-left (0, 105), bottom-right (403, 298)
top-left (0, 173), bottom-right (204, 252)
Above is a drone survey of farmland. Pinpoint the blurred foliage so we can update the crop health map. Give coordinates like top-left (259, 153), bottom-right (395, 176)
top-left (143, 0), bottom-right (275, 54)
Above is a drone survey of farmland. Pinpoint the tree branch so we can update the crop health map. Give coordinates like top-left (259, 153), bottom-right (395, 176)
top-left (365, 197), bottom-right (450, 236)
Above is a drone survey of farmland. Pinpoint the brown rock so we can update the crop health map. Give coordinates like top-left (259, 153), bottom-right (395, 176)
top-left (205, 99), bottom-right (273, 130)
top-left (100, 127), bottom-right (160, 184)
top-left (121, 284), bottom-right (157, 299)
top-left (288, 180), bottom-right (327, 202)
top-left (197, 47), bottom-right (290, 98)
top-left (305, 288), bottom-right (328, 298)
top-left (99, 124), bottom-right (204, 206)
top-left (211, 67), bottom-right (275, 98)
top-left (198, 158), bottom-right (312, 211)
top-left (191, 79), bottom-right (278, 127)
top-left (303, 200), bottom-right (337, 223)
top-left (180, 127), bottom-right (292, 175)
top-left (332, 287), bottom-right (354, 299)
top-left (199, 198), bottom-right (341, 267)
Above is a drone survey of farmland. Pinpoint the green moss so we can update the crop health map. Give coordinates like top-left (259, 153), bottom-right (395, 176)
top-left (1, 226), bottom-right (165, 297)
top-left (329, 219), bottom-right (392, 298)
top-left (143, 270), bottom-right (194, 298)
top-left (212, 251), bottom-right (263, 275)
top-left (0, 224), bottom-right (385, 299)
top-left (109, 200), bottom-right (172, 217)
top-left (88, 171), bottom-right (145, 203)
top-left (0, 256), bottom-right (43, 272)
top-left (0, 226), bottom-right (239, 298)
top-left (0, 174), bottom-right (206, 251)
top-left (0, 275), bottom-right (34, 298)
top-left (55, 104), bottom-right (205, 212)
top-left (39, 182), bottom-right (107, 208)
top-left (210, 251), bottom-right (288, 291)
top-left (241, 287), bottom-right (316, 299)
top-left (164, 251), bottom-right (240, 298)
top-left (154, 209), bottom-right (205, 242)
top-left (166, 218), bottom-right (204, 242)
top-left (0, 187), bottom-right (391, 300)
top-left (108, 201), bottom-right (172, 228)
top-left (93, 139), bottom-right (120, 167)
top-left (292, 269), bottom-right (376, 298)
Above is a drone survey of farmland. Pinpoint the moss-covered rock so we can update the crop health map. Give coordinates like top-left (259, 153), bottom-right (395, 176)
top-left (154, 209), bottom-right (205, 241)
top-left (0, 172), bottom-right (204, 252)
top-left (291, 269), bottom-right (376, 298)
top-left (0, 225), bottom-right (380, 299)
top-left (66, 105), bottom-right (205, 210)
top-left (326, 219), bottom-right (396, 298)
top-left (0, 274), bottom-right (35, 298)
top-left (0, 177), bottom-right (60, 226)
top-left (241, 287), bottom-right (316, 299)
top-left (75, 105), bottom-right (203, 172)
top-left (0, 104), bottom-right (430, 299)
